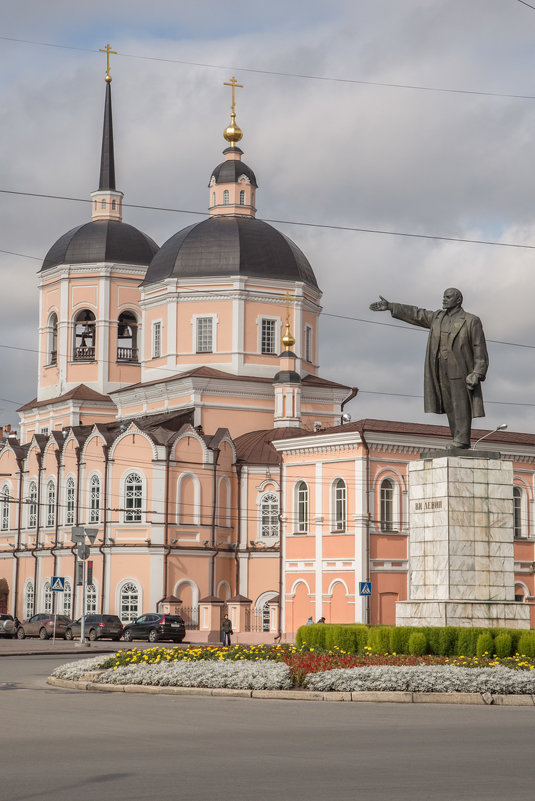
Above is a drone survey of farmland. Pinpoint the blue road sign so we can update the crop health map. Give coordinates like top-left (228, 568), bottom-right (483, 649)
top-left (359, 581), bottom-right (372, 596)
top-left (51, 576), bottom-right (65, 592)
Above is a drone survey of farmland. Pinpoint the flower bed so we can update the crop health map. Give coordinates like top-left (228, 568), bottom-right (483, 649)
top-left (50, 645), bottom-right (535, 694)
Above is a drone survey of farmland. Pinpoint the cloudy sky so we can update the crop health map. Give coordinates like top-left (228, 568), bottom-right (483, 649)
top-left (2, 0), bottom-right (535, 434)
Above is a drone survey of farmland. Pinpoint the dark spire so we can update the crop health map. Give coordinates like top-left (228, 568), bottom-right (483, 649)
top-left (98, 81), bottom-right (116, 191)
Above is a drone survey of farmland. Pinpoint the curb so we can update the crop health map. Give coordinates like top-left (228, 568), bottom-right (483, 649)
top-left (45, 676), bottom-right (535, 705)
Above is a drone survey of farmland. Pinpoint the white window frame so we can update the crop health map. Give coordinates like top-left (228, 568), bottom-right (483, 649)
top-left (63, 578), bottom-right (72, 617)
top-left (1, 485), bottom-right (9, 531)
top-left (86, 582), bottom-right (98, 614)
top-left (223, 189), bottom-right (230, 205)
top-left (332, 478), bottom-right (347, 532)
top-left (24, 579), bottom-right (34, 619)
top-left (259, 491), bottom-right (279, 539)
top-left (89, 473), bottom-right (101, 524)
top-left (151, 320), bottom-right (162, 359)
top-left (117, 580), bottom-right (142, 623)
top-left (46, 479), bottom-right (55, 528)
top-left (122, 471), bottom-right (145, 524)
top-left (513, 485), bottom-right (529, 538)
top-left (304, 324), bottom-right (313, 363)
top-left (47, 312), bottom-right (58, 366)
top-left (294, 481), bottom-right (309, 534)
top-left (28, 480), bottom-right (37, 529)
top-left (380, 478), bottom-right (394, 531)
top-left (43, 580), bottom-right (52, 614)
top-left (259, 317), bottom-right (279, 355)
top-left (65, 476), bottom-right (75, 526)
top-left (191, 313), bottom-right (218, 354)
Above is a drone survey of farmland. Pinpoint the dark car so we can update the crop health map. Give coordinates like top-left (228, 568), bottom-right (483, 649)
top-left (122, 613), bottom-right (185, 643)
top-left (0, 614), bottom-right (15, 638)
top-left (17, 614), bottom-right (71, 639)
top-left (65, 614), bottom-right (124, 642)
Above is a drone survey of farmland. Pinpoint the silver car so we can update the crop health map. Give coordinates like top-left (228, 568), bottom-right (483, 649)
top-left (16, 613), bottom-right (71, 639)
top-left (0, 614), bottom-right (14, 638)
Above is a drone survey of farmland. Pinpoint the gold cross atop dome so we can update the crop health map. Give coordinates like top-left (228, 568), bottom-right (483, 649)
top-left (281, 292), bottom-right (296, 351)
top-left (100, 43), bottom-right (117, 83)
top-left (223, 76), bottom-right (244, 146)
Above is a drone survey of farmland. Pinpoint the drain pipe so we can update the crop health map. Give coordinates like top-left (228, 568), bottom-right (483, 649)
top-left (30, 453), bottom-right (43, 607)
top-left (234, 463), bottom-right (242, 595)
top-left (72, 446), bottom-right (81, 619)
top-left (209, 447), bottom-right (220, 596)
top-left (156, 442), bottom-right (173, 610)
top-left (277, 454), bottom-right (284, 641)
top-left (99, 445), bottom-right (109, 614)
top-left (12, 462), bottom-right (24, 616)
top-left (360, 425), bottom-right (371, 625)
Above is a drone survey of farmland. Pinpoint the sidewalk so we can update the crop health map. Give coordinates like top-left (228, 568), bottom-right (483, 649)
top-left (0, 638), bottom-right (199, 657)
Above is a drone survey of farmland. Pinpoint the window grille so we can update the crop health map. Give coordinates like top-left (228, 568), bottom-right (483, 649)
top-left (89, 475), bottom-right (100, 524)
top-left (223, 190), bottom-right (229, 205)
top-left (196, 318), bottom-right (213, 353)
top-left (63, 579), bottom-right (72, 617)
top-left (261, 319), bottom-right (276, 354)
top-left (44, 581), bottom-right (52, 614)
top-left (120, 582), bottom-right (139, 622)
top-left (24, 580), bottom-right (34, 619)
top-left (305, 325), bottom-right (313, 363)
top-left (86, 584), bottom-right (97, 614)
top-left (152, 322), bottom-right (162, 358)
top-left (513, 487), bottom-right (522, 538)
top-left (260, 493), bottom-right (279, 537)
top-left (1, 487), bottom-right (9, 531)
top-left (380, 479), bottom-right (394, 531)
top-left (46, 481), bottom-right (55, 527)
top-left (66, 478), bottom-right (75, 526)
top-left (239, 190), bottom-right (245, 205)
top-left (296, 481), bottom-right (308, 533)
top-left (334, 479), bottom-right (346, 532)
top-left (125, 473), bottom-right (143, 522)
top-left (28, 481), bottom-right (37, 528)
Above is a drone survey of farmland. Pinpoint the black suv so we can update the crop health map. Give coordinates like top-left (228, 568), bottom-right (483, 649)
top-left (65, 614), bottom-right (124, 641)
top-left (122, 613), bottom-right (186, 643)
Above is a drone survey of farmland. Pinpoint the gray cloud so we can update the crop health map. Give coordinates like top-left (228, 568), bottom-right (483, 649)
top-left (2, 0), bottom-right (535, 434)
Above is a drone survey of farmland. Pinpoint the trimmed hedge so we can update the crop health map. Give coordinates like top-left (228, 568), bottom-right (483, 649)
top-left (296, 623), bottom-right (535, 657)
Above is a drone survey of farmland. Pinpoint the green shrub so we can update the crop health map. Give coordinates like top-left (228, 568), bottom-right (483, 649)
top-left (324, 625), bottom-right (353, 652)
top-left (476, 632), bottom-right (494, 658)
top-left (423, 626), bottom-right (441, 655)
top-left (354, 625), bottom-right (369, 653)
top-left (296, 624), bottom-right (326, 649)
top-left (408, 631), bottom-right (427, 656)
top-left (494, 632), bottom-right (512, 659)
top-left (438, 627), bottom-right (459, 656)
top-left (368, 626), bottom-right (391, 654)
top-left (457, 628), bottom-right (487, 656)
top-left (389, 626), bottom-right (411, 654)
top-left (518, 631), bottom-right (535, 658)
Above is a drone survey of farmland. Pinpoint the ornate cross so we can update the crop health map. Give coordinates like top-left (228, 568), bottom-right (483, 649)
top-left (99, 43), bottom-right (117, 80)
top-left (224, 76), bottom-right (244, 115)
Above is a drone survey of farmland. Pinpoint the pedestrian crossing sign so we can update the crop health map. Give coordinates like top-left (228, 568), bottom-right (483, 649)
top-left (51, 576), bottom-right (65, 592)
top-left (359, 581), bottom-right (372, 596)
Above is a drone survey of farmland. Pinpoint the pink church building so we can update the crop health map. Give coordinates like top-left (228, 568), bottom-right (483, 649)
top-left (0, 72), bottom-right (534, 640)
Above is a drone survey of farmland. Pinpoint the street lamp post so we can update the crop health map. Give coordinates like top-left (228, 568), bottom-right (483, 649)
top-left (71, 527), bottom-right (99, 646)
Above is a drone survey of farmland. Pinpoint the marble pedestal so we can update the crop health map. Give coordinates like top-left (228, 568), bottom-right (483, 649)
top-left (396, 454), bottom-right (530, 629)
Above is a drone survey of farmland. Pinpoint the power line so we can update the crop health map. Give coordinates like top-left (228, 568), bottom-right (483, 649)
top-left (2, 34), bottom-right (535, 102)
top-left (517, 0), bottom-right (535, 11)
top-left (3, 187), bottom-right (535, 252)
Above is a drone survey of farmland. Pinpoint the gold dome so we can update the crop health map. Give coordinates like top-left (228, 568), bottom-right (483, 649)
top-left (224, 113), bottom-right (243, 145)
top-left (282, 322), bottom-right (295, 351)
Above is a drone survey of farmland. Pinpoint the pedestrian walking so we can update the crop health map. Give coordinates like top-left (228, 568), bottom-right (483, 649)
top-left (221, 614), bottom-right (233, 646)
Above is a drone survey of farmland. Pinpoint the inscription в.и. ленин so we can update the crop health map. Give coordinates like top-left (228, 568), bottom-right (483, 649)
top-left (414, 500), bottom-right (443, 511)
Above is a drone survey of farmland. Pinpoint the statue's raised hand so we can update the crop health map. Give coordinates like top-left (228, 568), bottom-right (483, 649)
top-left (369, 295), bottom-right (390, 312)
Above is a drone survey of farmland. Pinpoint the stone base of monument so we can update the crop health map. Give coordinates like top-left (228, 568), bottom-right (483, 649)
top-left (395, 452), bottom-right (530, 629)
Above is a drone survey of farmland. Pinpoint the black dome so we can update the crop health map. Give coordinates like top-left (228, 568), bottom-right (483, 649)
top-left (210, 159), bottom-right (257, 188)
top-left (41, 220), bottom-right (158, 271)
top-left (142, 216), bottom-right (318, 288)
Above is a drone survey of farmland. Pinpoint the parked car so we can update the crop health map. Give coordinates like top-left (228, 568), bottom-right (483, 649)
top-left (16, 614), bottom-right (71, 640)
top-left (65, 614), bottom-right (124, 642)
top-left (122, 613), bottom-right (186, 643)
top-left (0, 614), bottom-right (15, 638)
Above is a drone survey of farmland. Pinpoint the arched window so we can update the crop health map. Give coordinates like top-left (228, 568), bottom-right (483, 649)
top-left (24, 579), bottom-right (34, 619)
top-left (63, 579), bottom-right (72, 617)
top-left (73, 310), bottom-right (96, 361)
top-left (120, 582), bottom-right (139, 623)
top-left (223, 189), bottom-right (230, 205)
top-left (239, 190), bottom-right (245, 205)
top-left (66, 477), bottom-right (75, 526)
top-left (111, 199), bottom-right (116, 210)
top-left (212, 191), bottom-right (216, 206)
top-left (43, 580), bottom-right (52, 614)
top-left (380, 478), bottom-right (394, 531)
top-left (89, 475), bottom-right (100, 524)
top-left (86, 583), bottom-right (97, 614)
top-left (333, 479), bottom-right (347, 532)
top-left (513, 486), bottom-right (525, 538)
top-left (117, 310), bottom-right (138, 362)
top-left (295, 481), bottom-right (308, 533)
top-left (124, 473), bottom-right (143, 522)
top-left (101, 199), bottom-right (106, 210)
top-left (260, 493), bottom-right (279, 538)
top-left (48, 313), bottom-right (58, 365)
top-left (46, 480), bottom-right (55, 528)
top-left (1, 486), bottom-right (9, 531)
top-left (28, 481), bottom-right (37, 528)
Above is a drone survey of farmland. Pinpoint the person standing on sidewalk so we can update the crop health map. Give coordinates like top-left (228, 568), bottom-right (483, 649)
top-left (221, 614), bottom-right (233, 646)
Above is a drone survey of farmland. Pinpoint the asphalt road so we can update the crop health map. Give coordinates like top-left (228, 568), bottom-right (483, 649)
top-left (1, 653), bottom-right (534, 801)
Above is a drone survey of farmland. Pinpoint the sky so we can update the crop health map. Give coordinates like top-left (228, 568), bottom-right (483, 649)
top-left (2, 0), bottom-right (535, 434)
